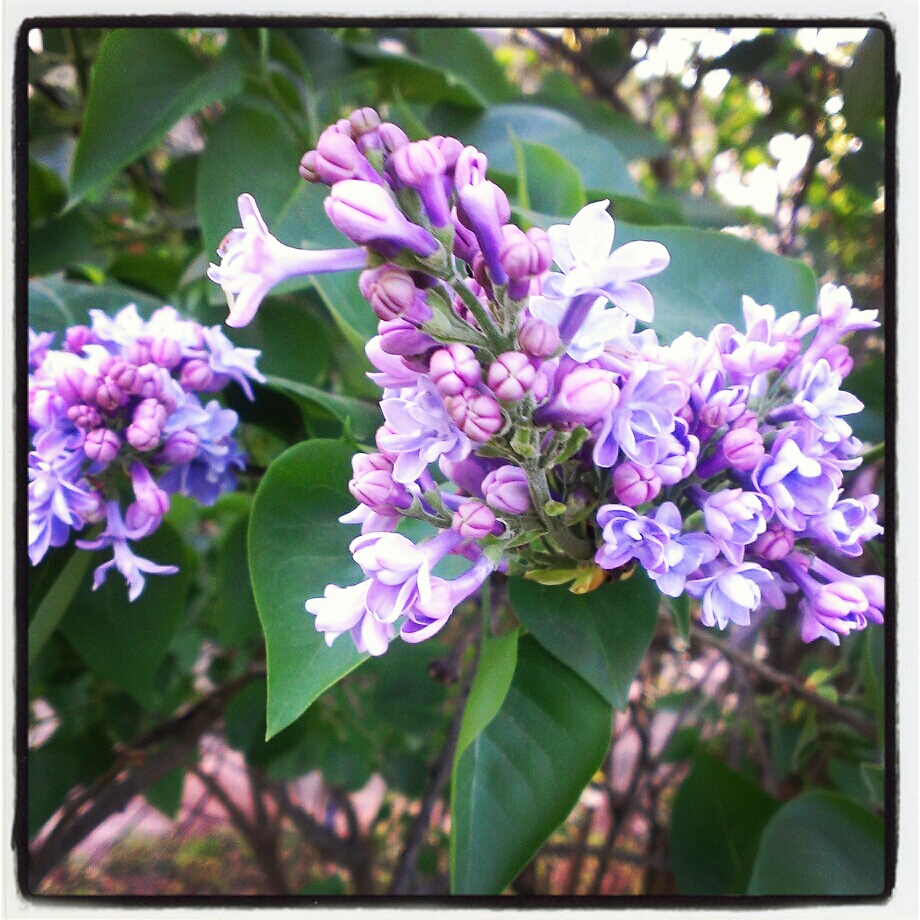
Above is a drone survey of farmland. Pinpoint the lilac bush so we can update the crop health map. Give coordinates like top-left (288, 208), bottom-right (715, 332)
top-left (28, 305), bottom-right (262, 600)
top-left (208, 107), bottom-right (884, 656)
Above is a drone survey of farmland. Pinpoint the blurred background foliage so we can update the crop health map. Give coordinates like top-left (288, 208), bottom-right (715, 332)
top-left (24, 24), bottom-right (887, 897)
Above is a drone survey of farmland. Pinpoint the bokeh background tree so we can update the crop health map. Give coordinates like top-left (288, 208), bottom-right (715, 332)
top-left (23, 23), bottom-right (887, 897)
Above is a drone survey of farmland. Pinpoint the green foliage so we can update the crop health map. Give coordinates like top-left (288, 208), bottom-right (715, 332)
top-left (451, 635), bottom-right (611, 894)
top-left (508, 570), bottom-right (660, 709)
top-left (248, 439), bottom-right (367, 737)
top-left (747, 791), bottom-right (885, 895)
top-left (669, 750), bottom-right (780, 895)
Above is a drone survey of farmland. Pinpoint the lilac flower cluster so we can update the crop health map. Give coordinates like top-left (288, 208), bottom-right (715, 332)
top-left (209, 107), bottom-right (884, 655)
top-left (28, 305), bottom-right (263, 600)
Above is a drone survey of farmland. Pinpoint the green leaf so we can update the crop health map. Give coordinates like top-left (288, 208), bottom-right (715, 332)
top-left (669, 750), bottom-right (780, 895)
top-left (107, 252), bottom-right (186, 299)
top-left (668, 593), bottom-right (691, 643)
top-left (266, 375), bottom-right (381, 445)
top-left (28, 551), bottom-right (92, 665)
top-left (450, 635), bottom-right (611, 894)
top-left (213, 511), bottom-right (262, 648)
top-left (455, 628), bottom-right (520, 760)
top-left (28, 158), bottom-right (67, 224)
top-left (842, 29), bottom-right (885, 137)
top-left (28, 275), bottom-right (164, 337)
top-left (413, 28), bottom-right (517, 103)
top-left (508, 569), bottom-right (661, 709)
top-left (28, 208), bottom-right (99, 276)
top-left (29, 727), bottom-right (115, 837)
top-left (534, 71), bottom-right (668, 161)
top-left (747, 791), bottom-right (885, 895)
top-left (145, 767), bottom-right (186, 819)
top-left (70, 29), bottom-right (244, 201)
top-left (248, 439), bottom-right (368, 738)
top-left (517, 141), bottom-right (586, 218)
top-left (58, 524), bottom-right (190, 706)
top-left (429, 102), bottom-right (639, 197)
top-left (346, 42), bottom-right (488, 109)
top-left (196, 102), bottom-right (301, 259)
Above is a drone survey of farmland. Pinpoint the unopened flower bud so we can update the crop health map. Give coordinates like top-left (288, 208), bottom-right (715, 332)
top-left (487, 352), bottom-right (536, 402)
top-left (179, 358), bottom-right (214, 391)
top-left (444, 387), bottom-right (503, 443)
top-left (95, 378), bottom-right (125, 412)
top-left (325, 180), bottom-right (439, 258)
top-left (824, 343), bottom-right (854, 378)
top-left (67, 403), bottom-right (101, 429)
top-left (348, 106), bottom-right (381, 136)
top-left (84, 427), bottom-right (121, 465)
top-left (314, 128), bottom-right (383, 185)
top-left (107, 359), bottom-right (138, 391)
top-left (299, 150), bottom-right (321, 183)
top-left (65, 325), bottom-right (93, 353)
top-left (390, 140), bottom-right (450, 226)
top-left (378, 122), bottom-right (409, 154)
top-left (753, 521), bottom-right (795, 561)
top-left (160, 430), bottom-right (200, 464)
top-left (348, 453), bottom-right (407, 510)
top-left (134, 398), bottom-right (168, 429)
top-left (130, 462), bottom-right (170, 517)
top-left (452, 500), bottom-right (499, 540)
top-left (450, 207), bottom-right (480, 262)
top-left (126, 417), bottom-right (162, 452)
top-left (721, 425), bottom-right (764, 471)
top-left (56, 366), bottom-right (88, 403)
top-left (430, 344), bottom-right (482, 397)
top-left (457, 181), bottom-right (510, 284)
top-left (431, 135), bottom-right (463, 171)
top-left (454, 146), bottom-right (489, 188)
top-left (359, 265), bottom-right (429, 322)
top-left (613, 462), bottom-right (662, 507)
top-left (378, 318), bottom-right (436, 359)
top-left (482, 465), bottom-right (532, 516)
top-left (534, 365), bottom-right (618, 427)
top-left (130, 364), bottom-right (166, 399)
top-left (500, 225), bottom-right (553, 279)
top-left (150, 337), bottom-right (183, 369)
top-left (519, 317), bottom-right (560, 358)
top-left (125, 341), bottom-right (152, 366)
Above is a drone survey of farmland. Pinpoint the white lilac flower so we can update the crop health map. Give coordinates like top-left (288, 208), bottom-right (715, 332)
top-left (543, 200), bottom-right (670, 323)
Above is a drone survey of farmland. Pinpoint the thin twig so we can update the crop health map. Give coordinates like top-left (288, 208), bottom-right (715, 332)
top-left (690, 625), bottom-right (877, 740)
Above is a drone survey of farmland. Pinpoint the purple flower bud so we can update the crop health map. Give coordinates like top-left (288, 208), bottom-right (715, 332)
top-left (359, 265), bottom-right (430, 323)
top-left (299, 149), bottom-right (321, 183)
top-left (348, 107), bottom-right (381, 136)
top-left (482, 465), bottom-right (532, 515)
top-left (56, 366), bottom-right (89, 403)
top-left (67, 403), bottom-right (102, 429)
top-left (130, 364), bottom-right (166, 399)
top-left (613, 462), bottom-right (662, 507)
top-left (150, 337), bottom-right (183, 369)
top-left (65, 325), bottom-right (93, 353)
top-left (134, 398), bottom-right (168, 428)
top-left (348, 452), bottom-right (411, 512)
top-left (450, 207), bottom-right (480, 262)
top-left (452, 500), bottom-right (499, 540)
top-left (130, 462), bottom-right (170, 517)
top-left (457, 181), bottom-right (510, 285)
top-left (160, 429), bottom-right (200, 464)
top-left (519, 317), bottom-right (560, 358)
top-left (431, 135), bottom-right (464, 172)
top-left (126, 417), bottom-right (162, 452)
top-left (438, 454), bottom-right (497, 498)
top-left (500, 225), bottom-right (553, 280)
top-left (444, 387), bottom-right (504, 443)
top-left (378, 317), bottom-right (437, 360)
top-left (390, 140), bottom-right (450, 227)
top-left (487, 352), bottom-right (536, 402)
top-left (430, 344), bottom-right (482, 397)
top-left (378, 123), bottom-right (409, 154)
top-left (125, 341), bottom-right (152, 366)
top-left (454, 146), bottom-right (489, 188)
top-left (721, 425), bottom-right (765, 471)
top-left (752, 520), bottom-right (795, 561)
top-left (314, 127), bottom-right (384, 186)
top-left (325, 180), bottom-right (438, 258)
top-left (95, 378), bottom-right (125, 412)
top-left (84, 427), bottom-right (121, 465)
top-left (179, 358), bottom-right (214, 391)
top-left (107, 359), bottom-right (138, 391)
top-left (534, 365), bottom-right (618, 427)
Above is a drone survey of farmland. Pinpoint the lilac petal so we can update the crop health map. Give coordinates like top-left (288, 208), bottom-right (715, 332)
top-left (565, 200), bottom-right (615, 269)
top-left (547, 224), bottom-right (575, 273)
top-left (604, 282), bottom-right (655, 324)
top-left (599, 240), bottom-right (670, 284)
